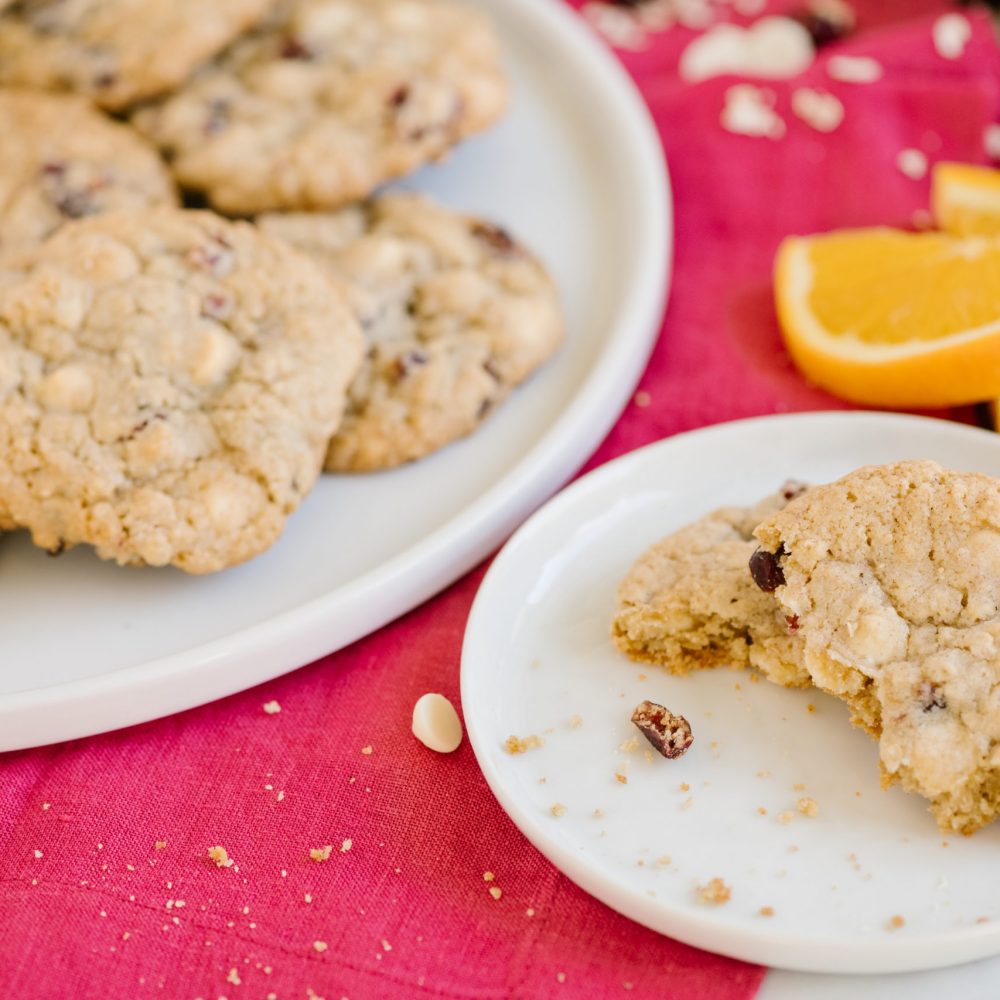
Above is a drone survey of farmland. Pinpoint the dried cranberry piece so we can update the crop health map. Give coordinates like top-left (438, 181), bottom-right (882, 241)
top-left (471, 222), bottom-right (518, 256)
top-left (54, 189), bottom-right (93, 219)
top-left (917, 682), bottom-right (947, 713)
top-left (201, 292), bottom-right (233, 320)
top-left (204, 98), bottom-right (231, 136)
top-left (749, 544), bottom-right (786, 592)
top-left (280, 35), bottom-right (313, 59)
top-left (780, 480), bottom-right (808, 502)
top-left (785, 614), bottom-right (800, 634)
top-left (387, 85), bottom-right (410, 108)
top-left (393, 350), bottom-right (429, 379)
top-left (631, 701), bottom-right (694, 759)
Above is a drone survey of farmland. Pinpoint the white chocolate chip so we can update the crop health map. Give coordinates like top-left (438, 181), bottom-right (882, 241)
top-left (932, 13), bottom-right (971, 61)
top-left (721, 85), bottom-right (786, 140)
top-left (412, 693), bottom-right (463, 753)
top-left (791, 88), bottom-right (844, 132)
top-left (188, 325), bottom-right (240, 386)
top-left (680, 18), bottom-right (814, 84)
top-left (897, 148), bottom-right (929, 180)
top-left (36, 364), bottom-right (94, 412)
top-left (826, 54), bottom-right (883, 84)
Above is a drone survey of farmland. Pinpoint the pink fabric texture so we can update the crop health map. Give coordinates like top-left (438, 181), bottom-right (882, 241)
top-left (2, 4), bottom-right (999, 998)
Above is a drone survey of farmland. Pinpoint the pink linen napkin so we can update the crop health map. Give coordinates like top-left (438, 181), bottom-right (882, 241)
top-left (2, 4), bottom-right (999, 998)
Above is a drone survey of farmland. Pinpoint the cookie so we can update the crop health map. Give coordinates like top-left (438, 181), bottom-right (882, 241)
top-left (0, 209), bottom-right (363, 572)
top-left (133, 0), bottom-right (508, 214)
top-left (257, 193), bottom-right (564, 471)
top-left (0, 89), bottom-right (178, 257)
top-left (0, 0), bottom-right (275, 110)
top-left (613, 484), bottom-right (810, 689)
top-left (752, 460), bottom-right (1000, 834)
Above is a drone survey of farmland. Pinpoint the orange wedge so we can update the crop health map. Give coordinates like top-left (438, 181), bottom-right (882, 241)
top-left (774, 227), bottom-right (1000, 407)
top-left (932, 162), bottom-right (1000, 237)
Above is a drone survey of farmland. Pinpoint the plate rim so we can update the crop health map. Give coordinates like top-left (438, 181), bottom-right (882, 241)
top-left (461, 411), bottom-right (1000, 975)
top-left (0, 0), bottom-right (672, 751)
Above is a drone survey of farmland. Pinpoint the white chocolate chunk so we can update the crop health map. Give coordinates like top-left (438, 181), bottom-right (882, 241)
top-left (412, 693), bottom-right (463, 753)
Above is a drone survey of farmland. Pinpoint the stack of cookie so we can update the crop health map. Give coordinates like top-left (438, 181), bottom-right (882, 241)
top-left (0, 0), bottom-right (564, 572)
top-left (614, 461), bottom-right (1000, 836)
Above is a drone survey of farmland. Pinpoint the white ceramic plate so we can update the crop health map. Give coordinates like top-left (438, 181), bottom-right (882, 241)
top-left (0, 0), bottom-right (670, 752)
top-left (462, 412), bottom-right (1000, 975)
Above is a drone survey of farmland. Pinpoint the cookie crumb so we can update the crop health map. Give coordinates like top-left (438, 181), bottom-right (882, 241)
top-left (655, 855), bottom-right (671, 867)
top-left (777, 811), bottom-right (795, 825)
top-left (556, 971), bottom-right (566, 984)
top-left (806, 704), bottom-right (816, 713)
top-left (791, 88), bottom-right (844, 133)
top-left (932, 13), bottom-right (971, 60)
top-left (550, 803), bottom-right (567, 818)
top-left (615, 761), bottom-right (629, 785)
top-left (33, 849), bottom-right (42, 859)
top-left (896, 149), bottom-right (928, 180)
top-left (313, 940), bottom-right (328, 953)
top-left (489, 886), bottom-right (502, 901)
top-left (757, 807), bottom-right (767, 816)
top-left (154, 840), bottom-right (167, 850)
top-left (793, 783), bottom-right (806, 791)
top-left (759, 906), bottom-right (775, 917)
top-left (593, 808), bottom-right (605, 818)
top-left (634, 390), bottom-right (651, 408)
top-left (696, 877), bottom-right (732, 905)
top-left (483, 871), bottom-right (495, 882)
top-left (826, 54), bottom-right (882, 83)
top-left (630, 701), bottom-right (694, 759)
top-left (361, 745), bottom-right (373, 755)
top-left (309, 845), bottom-right (333, 862)
top-left (340, 839), bottom-right (352, 853)
top-left (526, 907), bottom-right (535, 917)
top-left (262, 700), bottom-right (281, 715)
top-left (797, 797), bottom-right (820, 818)
top-left (568, 714), bottom-right (583, 729)
top-left (504, 734), bottom-right (543, 754)
top-left (887, 915), bottom-right (905, 931)
top-left (721, 84), bottom-right (785, 140)
top-left (207, 846), bottom-right (233, 868)
top-left (41, 803), bottom-right (50, 811)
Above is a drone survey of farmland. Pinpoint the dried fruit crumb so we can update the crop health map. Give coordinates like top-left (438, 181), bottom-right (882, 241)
top-left (696, 877), bottom-right (732, 905)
